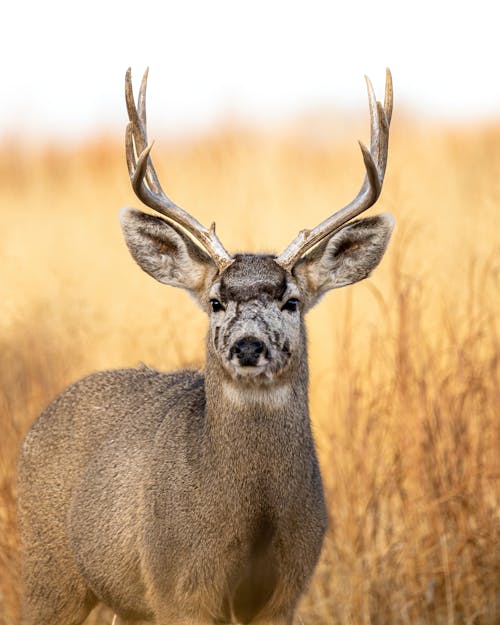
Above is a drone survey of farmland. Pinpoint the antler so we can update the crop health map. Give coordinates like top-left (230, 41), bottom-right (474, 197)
top-left (125, 68), bottom-right (233, 272)
top-left (275, 69), bottom-right (393, 271)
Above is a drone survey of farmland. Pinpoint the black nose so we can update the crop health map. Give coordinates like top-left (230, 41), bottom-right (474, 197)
top-left (230, 336), bottom-right (266, 367)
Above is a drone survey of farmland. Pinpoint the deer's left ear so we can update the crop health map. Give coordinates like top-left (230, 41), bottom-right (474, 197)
top-left (293, 214), bottom-right (394, 309)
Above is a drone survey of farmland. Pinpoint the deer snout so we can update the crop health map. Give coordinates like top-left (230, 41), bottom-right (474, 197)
top-left (229, 336), bottom-right (268, 367)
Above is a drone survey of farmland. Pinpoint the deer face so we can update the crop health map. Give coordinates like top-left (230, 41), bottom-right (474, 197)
top-left (206, 255), bottom-right (303, 382)
top-left (120, 209), bottom-right (393, 385)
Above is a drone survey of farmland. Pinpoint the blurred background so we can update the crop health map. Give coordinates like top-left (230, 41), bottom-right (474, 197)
top-left (1, 2), bottom-right (499, 624)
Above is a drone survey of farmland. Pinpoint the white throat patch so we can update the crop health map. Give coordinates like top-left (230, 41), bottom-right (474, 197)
top-left (222, 380), bottom-right (292, 409)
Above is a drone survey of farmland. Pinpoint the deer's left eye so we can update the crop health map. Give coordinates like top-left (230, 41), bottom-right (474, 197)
top-left (210, 299), bottom-right (225, 313)
top-left (282, 298), bottom-right (299, 312)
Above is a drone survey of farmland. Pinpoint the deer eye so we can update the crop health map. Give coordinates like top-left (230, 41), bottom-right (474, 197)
top-left (210, 299), bottom-right (225, 313)
top-left (281, 298), bottom-right (299, 312)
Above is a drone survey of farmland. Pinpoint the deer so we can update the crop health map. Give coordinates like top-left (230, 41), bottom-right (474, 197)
top-left (17, 68), bottom-right (394, 625)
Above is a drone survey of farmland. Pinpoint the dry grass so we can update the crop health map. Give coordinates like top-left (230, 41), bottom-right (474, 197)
top-left (0, 116), bottom-right (498, 624)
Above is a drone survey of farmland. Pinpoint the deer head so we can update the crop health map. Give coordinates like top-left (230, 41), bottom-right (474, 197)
top-left (120, 69), bottom-right (394, 385)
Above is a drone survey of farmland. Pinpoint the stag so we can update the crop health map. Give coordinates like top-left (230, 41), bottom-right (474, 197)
top-left (18, 68), bottom-right (394, 625)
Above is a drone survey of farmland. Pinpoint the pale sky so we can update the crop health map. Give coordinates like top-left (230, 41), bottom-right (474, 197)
top-left (3, 0), bottom-right (500, 140)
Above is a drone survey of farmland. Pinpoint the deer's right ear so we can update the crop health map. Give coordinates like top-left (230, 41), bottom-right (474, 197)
top-left (119, 208), bottom-right (217, 301)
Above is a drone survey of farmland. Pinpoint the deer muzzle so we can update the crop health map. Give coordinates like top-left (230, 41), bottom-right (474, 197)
top-left (229, 336), bottom-right (269, 367)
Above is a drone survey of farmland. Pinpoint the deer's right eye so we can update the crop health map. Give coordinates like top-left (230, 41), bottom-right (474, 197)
top-left (282, 298), bottom-right (299, 312)
top-left (210, 299), bottom-right (225, 313)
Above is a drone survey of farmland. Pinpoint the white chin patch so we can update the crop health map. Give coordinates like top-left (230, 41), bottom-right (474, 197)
top-left (229, 363), bottom-right (268, 378)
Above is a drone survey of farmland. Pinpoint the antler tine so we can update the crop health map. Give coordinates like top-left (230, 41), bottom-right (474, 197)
top-left (365, 75), bottom-right (380, 165)
top-left (125, 68), bottom-right (146, 154)
top-left (125, 69), bottom-right (169, 198)
top-left (384, 67), bottom-right (393, 124)
top-left (124, 69), bottom-right (233, 272)
top-left (138, 69), bottom-right (148, 129)
top-left (275, 70), bottom-right (393, 272)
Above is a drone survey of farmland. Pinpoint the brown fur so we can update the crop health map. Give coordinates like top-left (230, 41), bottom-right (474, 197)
top-left (17, 209), bottom-right (393, 624)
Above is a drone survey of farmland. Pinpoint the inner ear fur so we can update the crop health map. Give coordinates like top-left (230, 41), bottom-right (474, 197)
top-left (119, 208), bottom-right (217, 299)
top-left (293, 214), bottom-right (394, 307)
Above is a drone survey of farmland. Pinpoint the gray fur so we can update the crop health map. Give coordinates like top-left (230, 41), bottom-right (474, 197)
top-left (18, 208), bottom-right (393, 625)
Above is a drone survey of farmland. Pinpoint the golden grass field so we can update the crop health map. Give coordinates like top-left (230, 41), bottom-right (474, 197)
top-left (0, 114), bottom-right (498, 624)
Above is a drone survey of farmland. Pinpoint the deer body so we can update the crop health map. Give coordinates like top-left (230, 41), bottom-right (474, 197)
top-left (19, 367), bottom-right (324, 624)
top-left (18, 71), bottom-right (394, 625)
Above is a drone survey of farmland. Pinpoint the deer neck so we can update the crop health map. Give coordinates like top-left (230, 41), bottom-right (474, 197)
top-left (201, 333), bottom-right (317, 493)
